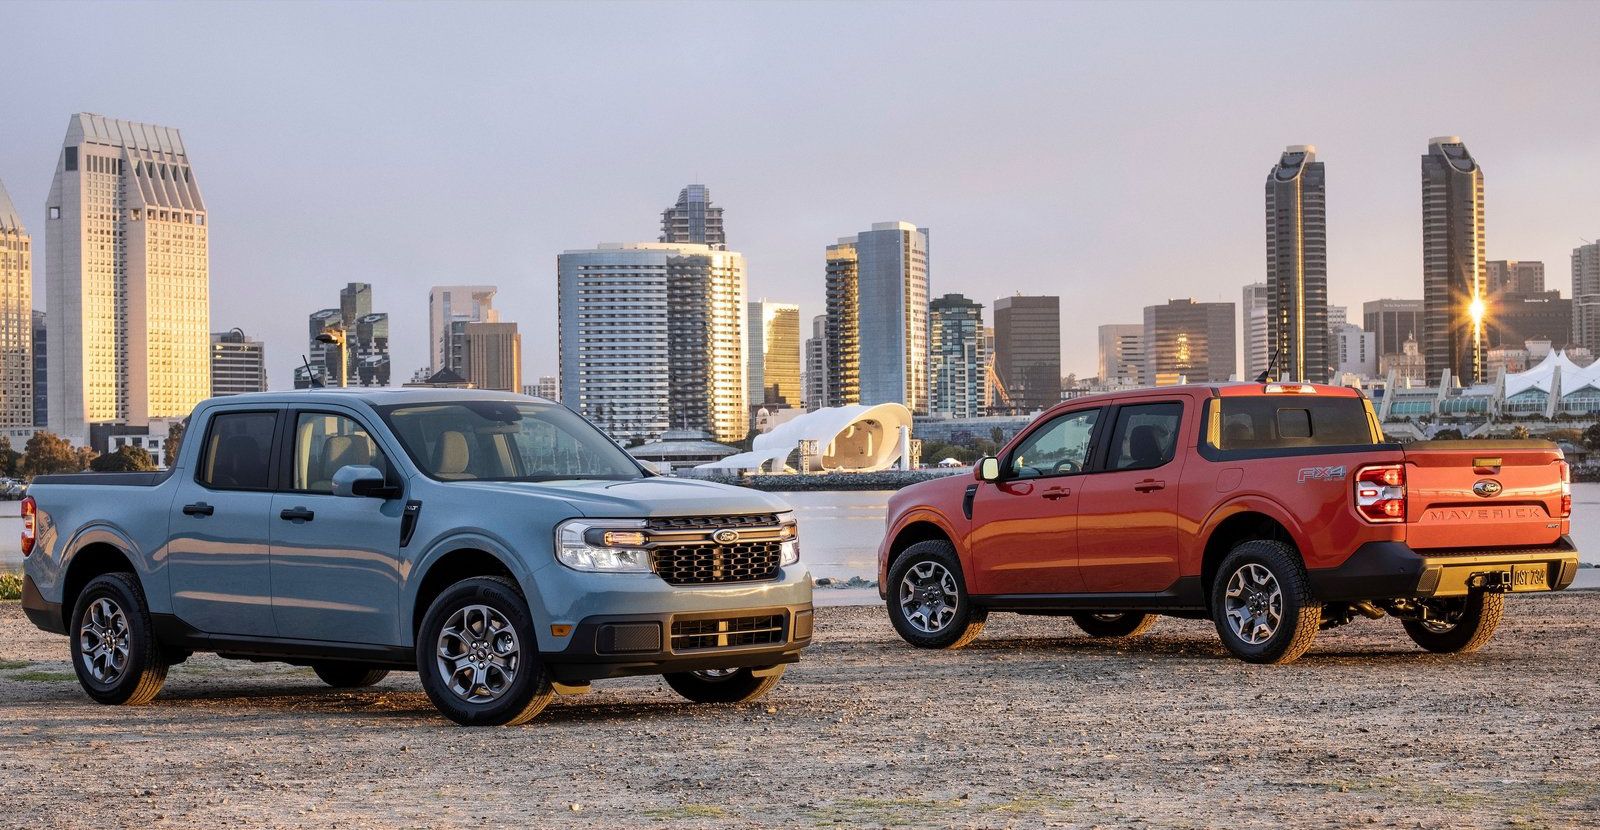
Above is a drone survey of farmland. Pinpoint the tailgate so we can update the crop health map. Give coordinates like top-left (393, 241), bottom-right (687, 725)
top-left (1402, 440), bottom-right (1568, 550)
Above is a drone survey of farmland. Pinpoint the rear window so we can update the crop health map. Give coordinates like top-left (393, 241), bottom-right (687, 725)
top-left (1209, 397), bottom-right (1377, 451)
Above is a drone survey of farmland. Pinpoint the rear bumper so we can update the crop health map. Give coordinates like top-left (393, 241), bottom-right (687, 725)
top-left (1308, 536), bottom-right (1581, 601)
top-left (20, 574), bottom-right (67, 635)
top-left (544, 602), bottom-right (814, 683)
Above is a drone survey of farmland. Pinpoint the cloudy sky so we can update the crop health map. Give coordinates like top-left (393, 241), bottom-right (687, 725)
top-left (2, 0), bottom-right (1597, 389)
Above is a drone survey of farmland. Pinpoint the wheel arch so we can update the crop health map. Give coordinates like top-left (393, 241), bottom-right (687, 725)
top-left (1198, 501), bottom-right (1305, 607)
top-left (407, 540), bottom-right (525, 642)
top-left (60, 541), bottom-right (141, 631)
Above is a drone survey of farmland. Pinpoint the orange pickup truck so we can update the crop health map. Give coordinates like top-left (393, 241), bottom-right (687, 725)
top-left (878, 382), bottom-right (1580, 663)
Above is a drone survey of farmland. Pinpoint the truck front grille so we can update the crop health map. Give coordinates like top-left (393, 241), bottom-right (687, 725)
top-left (670, 614), bottom-right (787, 651)
top-left (652, 541), bottom-right (782, 585)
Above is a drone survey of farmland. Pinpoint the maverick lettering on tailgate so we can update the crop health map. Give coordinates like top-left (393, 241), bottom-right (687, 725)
top-left (1423, 506), bottom-right (1542, 522)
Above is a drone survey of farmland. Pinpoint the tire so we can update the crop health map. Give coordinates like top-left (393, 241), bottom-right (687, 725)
top-left (663, 665), bottom-right (785, 704)
top-left (1072, 612), bottom-right (1158, 639)
top-left (1402, 592), bottom-right (1504, 654)
top-left (312, 662), bottom-right (391, 688)
top-left (886, 539), bottom-right (987, 649)
top-left (1209, 540), bottom-right (1322, 665)
top-left (416, 576), bottom-right (553, 726)
top-left (69, 572), bottom-right (169, 705)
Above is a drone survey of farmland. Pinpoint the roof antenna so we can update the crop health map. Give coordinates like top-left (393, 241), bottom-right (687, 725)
top-left (1255, 348), bottom-right (1280, 384)
top-left (301, 355), bottom-right (324, 388)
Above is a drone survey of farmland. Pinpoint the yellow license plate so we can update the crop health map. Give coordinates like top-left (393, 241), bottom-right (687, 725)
top-left (1509, 564), bottom-right (1550, 592)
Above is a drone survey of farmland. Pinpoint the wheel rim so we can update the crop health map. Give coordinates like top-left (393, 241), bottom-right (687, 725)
top-left (78, 597), bottom-right (131, 685)
top-left (692, 668), bottom-right (740, 681)
top-left (436, 604), bottom-right (520, 704)
top-left (899, 561), bottom-right (959, 634)
top-left (1090, 613), bottom-right (1126, 622)
top-left (1223, 563), bottom-right (1283, 645)
top-left (1417, 598), bottom-right (1465, 633)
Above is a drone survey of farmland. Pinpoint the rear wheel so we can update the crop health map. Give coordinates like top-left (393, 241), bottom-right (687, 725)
top-left (70, 573), bottom-right (168, 705)
top-left (663, 665), bottom-right (785, 704)
top-left (1210, 540), bottom-right (1322, 664)
top-left (1072, 612), bottom-right (1158, 639)
top-left (1402, 592), bottom-right (1504, 654)
top-left (416, 577), bottom-right (553, 726)
top-left (886, 540), bottom-right (987, 649)
top-left (312, 662), bottom-right (390, 688)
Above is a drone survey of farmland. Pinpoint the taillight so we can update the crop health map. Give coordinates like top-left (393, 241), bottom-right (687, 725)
top-left (1558, 460), bottom-right (1572, 519)
top-left (20, 496), bottom-right (36, 556)
top-left (1355, 464), bottom-right (1406, 523)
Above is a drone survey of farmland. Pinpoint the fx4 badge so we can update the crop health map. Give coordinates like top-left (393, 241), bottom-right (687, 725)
top-left (1297, 465), bottom-right (1347, 484)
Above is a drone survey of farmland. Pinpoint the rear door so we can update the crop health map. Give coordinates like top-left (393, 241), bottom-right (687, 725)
top-left (167, 407), bottom-right (284, 636)
top-left (1402, 442), bottom-right (1568, 550)
top-left (1075, 399), bottom-right (1189, 593)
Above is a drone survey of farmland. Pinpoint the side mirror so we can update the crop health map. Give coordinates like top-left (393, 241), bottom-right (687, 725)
top-left (331, 464), bottom-right (398, 499)
top-left (976, 456), bottom-right (1001, 482)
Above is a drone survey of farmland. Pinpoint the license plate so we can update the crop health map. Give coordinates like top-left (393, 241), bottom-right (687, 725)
top-left (1508, 564), bottom-right (1550, 592)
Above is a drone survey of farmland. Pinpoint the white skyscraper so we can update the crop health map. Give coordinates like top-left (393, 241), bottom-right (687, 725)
top-left (1242, 282), bottom-right (1270, 379)
top-left (853, 221), bottom-right (930, 415)
top-left (0, 178), bottom-right (31, 434)
top-left (46, 114), bottom-right (210, 442)
top-left (429, 285), bottom-right (499, 374)
top-left (1096, 323), bottom-right (1144, 385)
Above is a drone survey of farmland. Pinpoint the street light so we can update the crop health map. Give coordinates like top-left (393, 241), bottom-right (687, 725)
top-left (315, 328), bottom-right (348, 388)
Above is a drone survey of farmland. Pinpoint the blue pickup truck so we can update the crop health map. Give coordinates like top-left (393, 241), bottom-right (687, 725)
top-left (19, 389), bottom-right (813, 725)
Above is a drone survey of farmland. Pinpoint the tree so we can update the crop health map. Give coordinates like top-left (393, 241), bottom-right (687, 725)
top-left (21, 431), bottom-right (96, 477)
top-left (91, 445), bottom-right (157, 473)
top-left (164, 420), bottom-right (186, 469)
top-left (1584, 422), bottom-right (1600, 451)
top-left (0, 436), bottom-right (20, 478)
top-left (1508, 425), bottom-right (1531, 441)
top-left (1431, 428), bottom-right (1465, 441)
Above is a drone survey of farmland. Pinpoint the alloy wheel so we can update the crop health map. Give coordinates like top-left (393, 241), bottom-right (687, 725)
top-left (78, 597), bottom-right (131, 685)
top-left (899, 561), bottom-right (959, 634)
top-left (1223, 563), bottom-right (1283, 645)
top-left (436, 604), bottom-right (520, 704)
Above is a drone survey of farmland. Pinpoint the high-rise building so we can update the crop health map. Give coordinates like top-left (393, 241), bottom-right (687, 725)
top-left (1569, 242), bottom-right (1600, 355)
top-left (823, 238), bottom-right (859, 408)
top-left (557, 242), bottom-right (745, 444)
top-left (993, 295), bottom-right (1061, 412)
top-left (1241, 283), bottom-right (1270, 380)
top-left (1363, 298), bottom-right (1424, 360)
top-left (1487, 291), bottom-right (1571, 350)
top-left (46, 114), bottom-right (210, 441)
top-left (747, 299), bottom-right (801, 407)
top-left (534, 375), bottom-right (559, 401)
top-left (465, 321), bottom-right (521, 392)
top-left (1097, 324), bottom-right (1145, 385)
top-left (294, 283), bottom-right (391, 388)
top-left (1421, 136), bottom-right (1487, 384)
top-left (1331, 323), bottom-right (1377, 380)
top-left (803, 314), bottom-right (827, 411)
top-left (209, 328), bottom-right (267, 396)
top-left (854, 222), bottom-right (930, 414)
top-left (929, 293), bottom-right (987, 419)
top-left (1487, 260), bottom-right (1544, 294)
top-left (660, 184), bottom-right (726, 250)
top-left (0, 178), bottom-right (31, 431)
top-left (31, 311), bottom-right (47, 428)
top-left (429, 285), bottom-right (498, 374)
top-left (1143, 298), bottom-right (1237, 385)
top-left (1265, 145), bottom-right (1328, 383)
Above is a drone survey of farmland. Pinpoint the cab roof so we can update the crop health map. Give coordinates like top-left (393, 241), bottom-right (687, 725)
top-left (200, 388), bottom-right (555, 408)
top-left (1042, 381), bottom-right (1364, 415)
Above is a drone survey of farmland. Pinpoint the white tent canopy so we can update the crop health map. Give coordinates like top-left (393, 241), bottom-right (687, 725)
top-left (696, 403), bottom-right (913, 473)
top-left (1504, 349), bottom-right (1600, 398)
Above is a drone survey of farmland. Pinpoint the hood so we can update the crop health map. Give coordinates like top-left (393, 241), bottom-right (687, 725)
top-left (437, 476), bottom-right (792, 519)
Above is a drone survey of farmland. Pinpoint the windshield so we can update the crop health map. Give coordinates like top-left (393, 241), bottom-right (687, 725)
top-left (377, 400), bottom-right (644, 482)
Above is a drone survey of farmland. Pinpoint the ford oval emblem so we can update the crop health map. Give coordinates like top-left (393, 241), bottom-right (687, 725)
top-left (712, 529), bottom-right (740, 544)
top-left (1472, 479), bottom-right (1503, 498)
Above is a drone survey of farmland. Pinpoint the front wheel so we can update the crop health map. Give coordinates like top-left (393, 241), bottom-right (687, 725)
top-left (663, 665), bottom-right (785, 704)
top-left (312, 662), bottom-right (391, 688)
top-left (1402, 592), bottom-right (1504, 654)
top-left (886, 540), bottom-right (987, 649)
top-left (1072, 612), bottom-right (1158, 639)
top-left (70, 573), bottom-right (169, 705)
top-left (1210, 540), bottom-right (1322, 664)
top-left (416, 576), bottom-right (553, 726)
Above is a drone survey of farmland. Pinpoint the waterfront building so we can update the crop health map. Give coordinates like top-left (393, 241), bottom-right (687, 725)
top-left (557, 242), bottom-right (746, 444)
top-left (1379, 348), bottom-right (1600, 426)
top-left (1364, 298), bottom-right (1424, 361)
top-left (1143, 298), bottom-right (1236, 385)
top-left (46, 114), bottom-right (210, 442)
top-left (747, 299), bottom-right (801, 407)
top-left (1420, 136), bottom-right (1487, 385)
top-left (1098, 323), bottom-right (1145, 386)
top-left (465, 321), bottom-right (521, 392)
top-left (1265, 145), bottom-right (1329, 383)
top-left (209, 328), bottom-right (267, 396)
top-left (929, 293), bottom-right (987, 419)
top-left (1241, 283), bottom-right (1270, 380)
top-left (993, 295), bottom-right (1061, 413)
top-left (0, 178), bottom-right (31, 431)
top-left (1572, 241), bottom-right (1600, 355)
top-left (429, 285), bottom-right (498, 374)
top-left (1380, 335), bottom-right (1428, 387)
top-left (660, 184), bottom-right (725, 250)
top-left (1487, 260), bottom-right (1544, 294)
top-left (803, 314), bottom-right (827, 411)
top-left (823, 238), bottom-right (859, 408)
top-left (627, 429), bottom-right (740, 473)
top-left (855, 222), bottom-right (930, 415)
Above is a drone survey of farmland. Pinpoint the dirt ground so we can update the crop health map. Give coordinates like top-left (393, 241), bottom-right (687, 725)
top-left (2, 594), bottom-right (1598, 830)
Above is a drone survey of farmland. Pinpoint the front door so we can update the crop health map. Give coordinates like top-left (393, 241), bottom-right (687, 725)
top-left (167, 407), bottom-right (283, 636)
top-left (268, 409), bottom-right (407, 645)
top-left (967, 407), bottom-right (1102, 596)
top-left (1076, 400), bottom-right (1187, 593)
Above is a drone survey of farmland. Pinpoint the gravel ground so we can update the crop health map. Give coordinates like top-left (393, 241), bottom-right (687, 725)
top-left (2, 594), bottom-right (1598, 829)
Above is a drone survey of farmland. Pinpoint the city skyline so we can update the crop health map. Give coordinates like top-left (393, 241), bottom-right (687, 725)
top-left (1, 3), bottom-right (1598, 392)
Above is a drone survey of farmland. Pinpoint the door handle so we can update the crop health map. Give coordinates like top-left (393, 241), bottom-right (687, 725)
top-left (1134, 480), bottom-right (1166, 493)
top-left (1041, 487), bottom-right (1071, 500)
top-left (279, 507), bottom-right (315, 522)
top-left (182, 502), bottom-right (214, 517)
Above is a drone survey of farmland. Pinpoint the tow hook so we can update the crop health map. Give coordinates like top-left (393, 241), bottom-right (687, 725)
top-left (1468, 571), bottom-right (1513, 593)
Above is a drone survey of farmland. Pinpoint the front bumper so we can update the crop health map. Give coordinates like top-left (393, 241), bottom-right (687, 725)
top-left (1308, 536), bottom-right (1581, 601)
top-left (544, 602), bottom-right (814, 683)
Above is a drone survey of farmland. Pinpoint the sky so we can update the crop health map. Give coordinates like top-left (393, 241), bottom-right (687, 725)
top-left (1, 0), bottom-right (1598, 390)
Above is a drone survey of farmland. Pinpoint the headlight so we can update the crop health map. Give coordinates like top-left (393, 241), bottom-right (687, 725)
top-left (555, 519), bottom-right (653, 573)
top-left (777, 511), bottom-right (800, 566)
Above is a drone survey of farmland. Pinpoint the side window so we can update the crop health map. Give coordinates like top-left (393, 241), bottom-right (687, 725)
top-left (292, 412), bottom-right (389, 493)
top-left (1008, 408), bottom-right (1099, 479)
top-left (198, 411), bottom-right (277, 491)
top-left (1106, 402), bottom-right (1183, 472)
